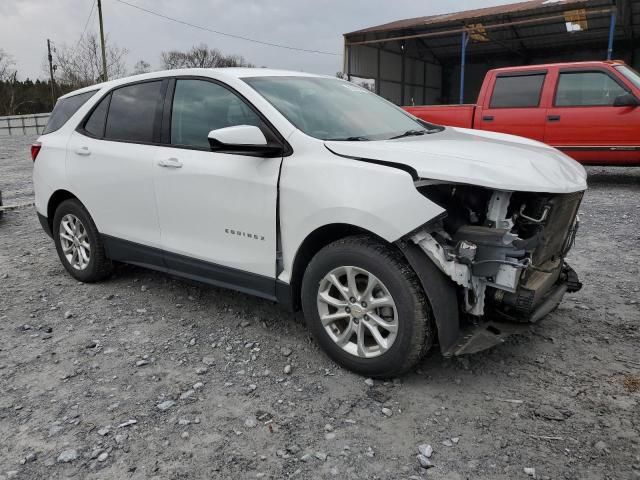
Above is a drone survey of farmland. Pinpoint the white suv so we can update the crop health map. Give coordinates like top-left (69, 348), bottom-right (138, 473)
top-left (33, 69), bottom-right (587, 377)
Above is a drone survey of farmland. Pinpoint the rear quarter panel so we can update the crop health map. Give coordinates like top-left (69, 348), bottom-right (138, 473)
top-left (33, 131), bottom-right (72, 217)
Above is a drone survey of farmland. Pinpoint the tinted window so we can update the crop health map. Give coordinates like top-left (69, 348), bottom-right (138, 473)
top-left (105, 81), bottom-right (163, 143)
top-left (43, 90), bottom-right (97, 134)
top-left (490, 74), bottom-right (545, 108)
top-left (556, 71), bottom-right (628, 106)
top-left (171, 79), bottom-right (261, 149)
top-left (83, 93), bottom-right (110, 137)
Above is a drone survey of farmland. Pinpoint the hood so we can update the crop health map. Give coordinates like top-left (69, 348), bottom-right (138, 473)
top-left (325, 127), bottom-right (587, 194)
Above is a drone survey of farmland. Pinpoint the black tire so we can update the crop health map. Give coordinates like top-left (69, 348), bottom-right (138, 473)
top-left (301, 235), bottom-right (433, 378)
top-left (52, 199), bottom-right (112, 282)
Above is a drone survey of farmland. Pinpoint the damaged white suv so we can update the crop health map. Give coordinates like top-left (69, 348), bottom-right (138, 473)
top-left (33, 69), bottom-right (586, 377)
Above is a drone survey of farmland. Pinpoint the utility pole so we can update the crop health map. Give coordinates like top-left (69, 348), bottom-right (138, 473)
top-left (47, 39), bottom-right (56, 109)
top-left (97, 0), bottom-right (108, 81)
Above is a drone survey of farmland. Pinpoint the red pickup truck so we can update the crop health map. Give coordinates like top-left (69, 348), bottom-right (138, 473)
top-left (405, 61), bottom-right (640, 166)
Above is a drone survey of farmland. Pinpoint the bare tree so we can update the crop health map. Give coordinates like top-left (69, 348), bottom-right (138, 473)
top-left (52, 34), bottom-right (128, 88)
top-left (161, 44), bottom-right (253, 69)
top-left (132, 60), bottom-right (151, 75)
top-left (0, 49), bottom-right (16, 82)
top-left (0, 49), bottom-right (20, 114)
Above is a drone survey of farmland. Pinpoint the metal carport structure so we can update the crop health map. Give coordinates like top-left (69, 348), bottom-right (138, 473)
top-left (343, 0), bottom-right (639, 105)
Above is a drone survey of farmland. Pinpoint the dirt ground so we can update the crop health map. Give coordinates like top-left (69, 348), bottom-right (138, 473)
top-left (0, 134), bottom-right (638, 480)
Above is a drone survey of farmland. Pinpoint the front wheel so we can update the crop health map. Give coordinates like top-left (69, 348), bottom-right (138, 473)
top-left (301, 235), bottom-right (433, 378)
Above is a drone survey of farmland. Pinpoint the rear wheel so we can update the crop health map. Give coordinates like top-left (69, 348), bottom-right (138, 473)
top-left (53, 199), bottom-right (112, 282)
top-left (301, 235), bottom-right (433, 377)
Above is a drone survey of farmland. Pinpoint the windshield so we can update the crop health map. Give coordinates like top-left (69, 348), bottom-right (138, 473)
top-left (243, 76), bottom-right (441, 141)
top-left (615, 65), bottom-right (640, 90)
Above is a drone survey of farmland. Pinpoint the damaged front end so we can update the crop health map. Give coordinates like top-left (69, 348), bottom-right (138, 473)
top-left (406, 182), bottom-right (583, 356)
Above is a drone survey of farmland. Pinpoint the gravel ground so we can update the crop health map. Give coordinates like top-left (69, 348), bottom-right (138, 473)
top-left (0, 134), bottom-right (639, 480)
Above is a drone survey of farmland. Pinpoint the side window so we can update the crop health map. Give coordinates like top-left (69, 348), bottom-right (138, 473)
top-left (171, 79), bottom-right (261, 149)
top-left (489, 74), bottom-right (545, 108)
top-left (105, 81), bottom-right (163, 143)
top-left (555, 71), bottom-right (628, 107)
top-left (43, 90), bottom-right (97, 134)
top-left (83, 93), bottom-right (110, 138)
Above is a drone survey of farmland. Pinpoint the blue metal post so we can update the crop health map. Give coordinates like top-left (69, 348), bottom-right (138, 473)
top-left (460, 31), bottom-right (469, 104)
top-left (607, 11), bottom-right (616, 60)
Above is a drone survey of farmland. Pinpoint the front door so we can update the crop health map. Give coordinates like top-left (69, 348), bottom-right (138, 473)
top-left (153, 78), bottom-right (282, 297)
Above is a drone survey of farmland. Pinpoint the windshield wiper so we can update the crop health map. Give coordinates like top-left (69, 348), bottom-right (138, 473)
top-left (388, 129), bottom-right (429, 140)
top-left (325, 136), bottom-right (370, 141)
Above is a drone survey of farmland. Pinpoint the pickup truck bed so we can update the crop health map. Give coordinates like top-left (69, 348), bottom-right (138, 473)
top-left (405, 61), bottom-right (640, 166)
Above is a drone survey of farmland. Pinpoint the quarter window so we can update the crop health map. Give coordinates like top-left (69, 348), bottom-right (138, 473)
top-left (83, 93), bottom-right (110, 138)
top-left (105, 81), bottom-right (163, 143)
top-left (171, 79), bottom-right (261, 149)
top-left (555, 72), bottom-right (627, 106)
top-left (43, 90), bottom-right (97, 134)
top-left (489, 74), bottom-right (545, 108)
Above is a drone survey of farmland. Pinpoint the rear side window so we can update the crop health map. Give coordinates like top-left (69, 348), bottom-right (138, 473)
top-left (170, 79), bottom-right (261, 149)
top-left (555, 71), bottom-right (628, 106)
top-left (105, 81), bottom-right (163, 143)
top-left (43, 90), bottom-right (97, 134)
top-left (489, 74), bottom-right (545, 108)
top-left (83, 93), bottom-right (111, 138)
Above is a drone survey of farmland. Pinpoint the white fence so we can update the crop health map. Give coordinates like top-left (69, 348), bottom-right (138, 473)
top-left (0, 113), bottom-right (50, 137)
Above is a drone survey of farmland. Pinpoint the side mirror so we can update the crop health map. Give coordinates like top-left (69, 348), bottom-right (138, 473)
top-left (613, 92), bottom-right (639, 107)
top-left (207, 125), bottom-right (282, 157)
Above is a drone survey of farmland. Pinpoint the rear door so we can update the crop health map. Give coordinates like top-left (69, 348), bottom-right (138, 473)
top-left (67, 80), bottom-right (166, 250)
top-left (476, 71), bottom-right (548, 141)
top-left (544, 68), bottom-right (640, 156)
top-left (153, 77), bottom-right (283, 295)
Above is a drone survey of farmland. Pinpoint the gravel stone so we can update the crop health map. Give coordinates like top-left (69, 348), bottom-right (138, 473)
top-left (156, 400), bottom-right (175, 411)
top-left (57, 449), bottom-right (78, 463)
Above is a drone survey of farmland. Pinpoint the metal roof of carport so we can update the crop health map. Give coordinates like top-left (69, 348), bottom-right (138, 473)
top-left (344, 0), bottom-right (636, 61)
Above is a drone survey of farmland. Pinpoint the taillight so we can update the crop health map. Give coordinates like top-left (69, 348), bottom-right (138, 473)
top-left (30, 142), bottom-right (42, 162)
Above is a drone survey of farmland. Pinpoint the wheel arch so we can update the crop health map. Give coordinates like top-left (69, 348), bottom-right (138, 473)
top-left (47, 189), bottom-right (80, 231)
top-left (287, 223), bottom-right (389, 311)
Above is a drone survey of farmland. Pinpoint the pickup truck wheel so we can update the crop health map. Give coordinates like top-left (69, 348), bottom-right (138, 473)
top-left (53, 199), bottom-right (112, 283)
top-left (301, 235), bottom-right (433, 378)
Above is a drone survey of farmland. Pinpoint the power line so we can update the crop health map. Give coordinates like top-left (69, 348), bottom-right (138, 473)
top-left (112, 0), bottom-right (341, 56)
top-left (76, 0), bottom-right (97, 48)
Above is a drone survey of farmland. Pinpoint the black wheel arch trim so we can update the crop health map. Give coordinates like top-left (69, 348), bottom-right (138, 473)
top-left (396, 239), bottom-right (461, 355)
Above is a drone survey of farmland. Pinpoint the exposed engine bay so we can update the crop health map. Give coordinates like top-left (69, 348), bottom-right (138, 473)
top-left (411, 182), bottom-right (583, 324)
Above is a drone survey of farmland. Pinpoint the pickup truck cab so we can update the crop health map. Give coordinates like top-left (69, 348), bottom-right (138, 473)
top-left (405, 61), bottom-right (640, 166)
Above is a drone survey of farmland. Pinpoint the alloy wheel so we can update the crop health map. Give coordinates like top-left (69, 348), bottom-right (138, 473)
top-left (59, 214), bottom-right (91, 270)
top-left (317, 266), bottom-right (398, 359)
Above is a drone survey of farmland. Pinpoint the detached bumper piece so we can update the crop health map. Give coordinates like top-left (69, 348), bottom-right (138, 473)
top-left (445, 264), bottom-right (581, 356)
top-left (444, 321), bottom-right (530, 357)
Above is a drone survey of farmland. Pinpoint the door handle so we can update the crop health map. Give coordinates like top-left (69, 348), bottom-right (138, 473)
top-left (74, 146), bottom-right (91, 156)
top-left (157, 158), bottom-right (183, 168)
top-left (482, 115), bottom-right (494, 121)
top-left (547, 115), bottom-right (561, 122)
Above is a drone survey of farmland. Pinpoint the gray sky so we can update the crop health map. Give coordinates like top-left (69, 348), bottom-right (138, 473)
top-left (1, 0), bottom-right (522, 80)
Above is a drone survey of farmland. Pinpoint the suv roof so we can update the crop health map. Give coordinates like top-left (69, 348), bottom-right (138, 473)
top-left (59, 68), bottom-right (329, 100)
